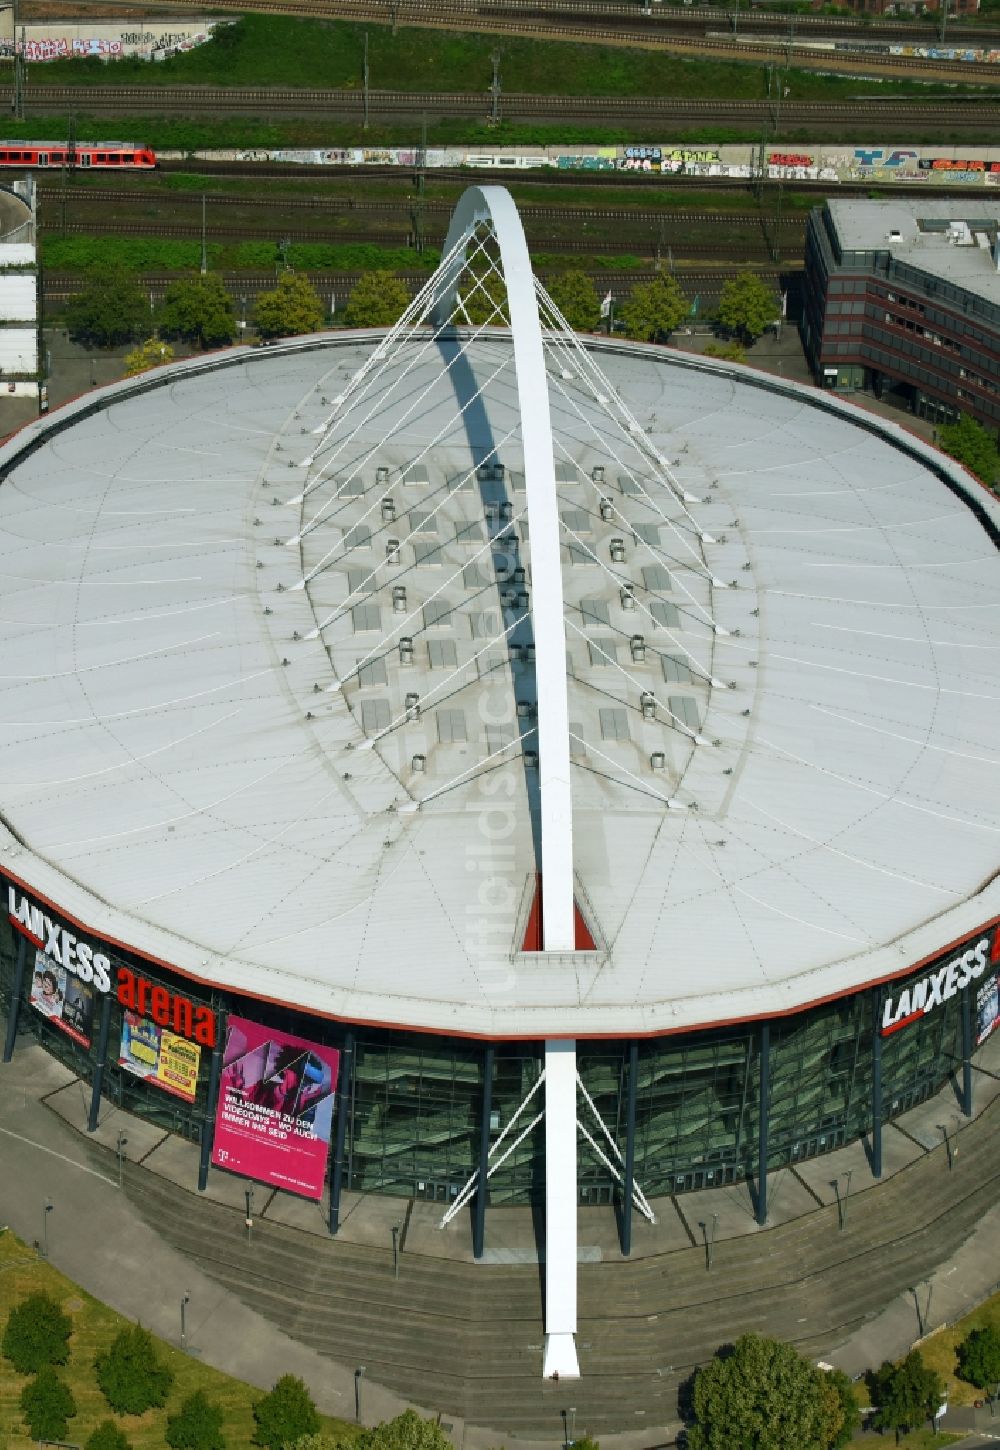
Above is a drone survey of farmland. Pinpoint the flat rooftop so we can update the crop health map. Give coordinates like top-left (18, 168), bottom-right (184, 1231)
top-left (0, 335), bottom-right (997, 1038)
top-left (826, 197), bottom-right (1000, 306)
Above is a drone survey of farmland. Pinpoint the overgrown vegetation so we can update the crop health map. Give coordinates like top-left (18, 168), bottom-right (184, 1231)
top-left (17, 14), bottom-right (949, 100)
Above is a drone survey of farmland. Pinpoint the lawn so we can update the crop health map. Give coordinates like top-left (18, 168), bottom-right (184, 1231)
top-left (917, 1295), bottom-right (1000, 1409)
top-left (0, 1229), bottom-right (361, 1450)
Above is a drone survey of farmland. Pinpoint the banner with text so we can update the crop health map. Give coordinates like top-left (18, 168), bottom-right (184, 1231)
top-left (211, 1016), bottom-right (339, 1200)
top-left (119, 1010), bottom-right (201, 1101)
top-left (29, 947), bottom-right (95, 1048)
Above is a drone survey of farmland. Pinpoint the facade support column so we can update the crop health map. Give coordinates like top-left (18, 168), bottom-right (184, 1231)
top-left (621, 1039), bottom-right (638, 1257)
top-left (961, 986), bottom-right (974, 1119)
top-left (87, 989), bottom-right (113, 1132)
top-left (542, 1038), bottom-right (579, 1379)
top-left (756, 1023), bottom-right (770, 1227)
top-left (871, 993), bottom-right (883, 1180)
top-left (198, 1009), bottom-right (225, 1192)
top-left (2, 932), bottom-right (27, 1062)
top-left (473, 1043), bottom-right (495, 1260)
top-left (329, 1031), bottom-right (355, 1236)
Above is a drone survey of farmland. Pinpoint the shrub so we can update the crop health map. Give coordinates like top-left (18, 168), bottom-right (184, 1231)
top-left (2, 1290), bottom-right (72, 1373)
top-left (253, 1374), bottom-right (320, 1450)
top-left (86, 1420), bottom-right (135, 1450)
top-left (20, 1365), bottom-right (76, 1441)
top-left (94, 1323), bottom-right (174, 1415)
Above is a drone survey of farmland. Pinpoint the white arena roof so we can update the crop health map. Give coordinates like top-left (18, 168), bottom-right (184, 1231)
top-left (0, 333), bottom-right (998, 1038)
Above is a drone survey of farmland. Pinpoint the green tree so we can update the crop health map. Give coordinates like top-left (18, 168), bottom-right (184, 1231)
top-left (65, 269), bottom-right (151, 348)
top-left (703, 340), bottom-right (747, 365)
top-left (94, 1324), bottom-right (174, 1415)
top-left (687, 1333), bottom-right (833, 1450)
top-left (20, 1365), bottom-right (77, 1441)
top-left (361, 1410), bottom-right (453, 1450)
top-left (957, 1323), bottom-right (1000, 1392)
top-left (124, 336), bottom-right (175, 377)
top-left (716, 273), bottom-right (780, 343)
top-left (619, 275), bottom-right (689, 344)
top-left (2, 1291), bottom-right (72, 1373)
top-left (545, 271), bottom-right (601, 332)
top-left (254, 273), bottom-right (325, 339)
top-left (166, 1389), bottom-right (227, 1450)
top-left (868, 1350), bottom-right (945, 1440)
top-left (253, 1374), bottom-right (320, 1450)
top-left (342, 270), bottom-right (410, 329)
top-left (158, 275), bottom-right (237, 349)
top-left (819, 1368), bottom-right (859, 1449)
top-left (939, 413), bottom-right (1000, 489)
top-left (86, 1420), bottom-right (135, 1450)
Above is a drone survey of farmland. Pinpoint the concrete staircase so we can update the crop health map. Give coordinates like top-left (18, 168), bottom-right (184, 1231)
top-left (120, 1096), bottom-right (1000, 1439)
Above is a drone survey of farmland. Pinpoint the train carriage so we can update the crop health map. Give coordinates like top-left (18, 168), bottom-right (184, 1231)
top-left (0, 141), bottom-right (156, 169)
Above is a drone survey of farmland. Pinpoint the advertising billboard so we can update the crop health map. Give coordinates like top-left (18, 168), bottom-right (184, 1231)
top-left (977, 969), bottom-right (1000, 1046)
top-left (211, 1016), bottom-right (339, 1200)
top-left (119, 1010), bottom-right (201, 1101)
top-left (29, 948), bottom-right (95, 1047)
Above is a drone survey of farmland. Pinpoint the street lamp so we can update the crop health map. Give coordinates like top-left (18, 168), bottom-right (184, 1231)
top-left (698, 1214), bottom-right (719, 1270)
top-left (41, 1199), bottom-right (53, 1258)
top-left (937, 1122), bottom-right (954, 1171)
top-left (116, 1130), bottom-right (128, 1190)
top-left (239, 294), bottom-right (248, 333)
top-left (391, 1223), bottom-right (401, 1279)
top-left (354, 1366), bottom-right (366, 1423)
top-left (831, 1169), bottom-right (853, 1231)
top-left (180, 1292), bottom-right (190, 1347)
top-left (245, 1186), bottom-right (254, 1246)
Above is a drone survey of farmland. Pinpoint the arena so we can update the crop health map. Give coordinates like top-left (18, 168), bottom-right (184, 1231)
top-left (0, 187), bottom-right (998, 1378)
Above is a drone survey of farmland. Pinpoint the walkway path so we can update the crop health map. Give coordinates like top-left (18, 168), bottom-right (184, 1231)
top-left (2, 1025), bottom-right (1000, 1444)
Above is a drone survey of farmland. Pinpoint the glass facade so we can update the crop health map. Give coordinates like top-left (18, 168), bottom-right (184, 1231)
top-left (0, 878), bottom-right (991, 1210)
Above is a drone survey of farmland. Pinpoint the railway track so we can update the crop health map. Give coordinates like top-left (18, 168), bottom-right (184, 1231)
top-left (13, 86), bottom-right (1000, 128)
top-left (16, 0), bottom-right (1000, 42)
top-left (41, 184), bottom-right (803, 228)
top-left (41, 265), bottom-right (787, 306)
top-left (52, 217), bottom-right (779, 257)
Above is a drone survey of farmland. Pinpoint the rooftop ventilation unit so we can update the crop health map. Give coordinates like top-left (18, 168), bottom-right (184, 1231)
top-left (650, 751), bottom-right (666, 771)
top-left (399, 636), bottom-right (415, 664)
top-left (599, 498), bottom-right (614, 522)
top-left (411, 753), bottom-right (426, 772)
top-left (592, 465), bottom-right (606, 484)
top-left (621, 586), bottom-right (636, 612)
top-left (405, 692), bottom-right (420, 719)
top-left (392, 585), bottom-right (407, 614)
top-left (631, 635), bottom-right (647, 664)
top-left (386, 537), bottom-right (400, 565)
top-left (640, 690), bottom-right (656, 719)
top-left (376, 465), bottom-right (390, 485)
top-left (610, 537), bottom-right (626, 563)
top-left (381, 497), bottom-right (396, 522)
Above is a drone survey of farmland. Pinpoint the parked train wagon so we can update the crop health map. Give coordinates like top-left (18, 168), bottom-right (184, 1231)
top-left (0, 141), bottom-right (156, 169)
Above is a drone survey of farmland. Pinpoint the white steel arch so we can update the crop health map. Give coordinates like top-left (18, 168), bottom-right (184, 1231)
top-left (432, 187), bottom-right (575, 954)
top-left (432, 187), bottom-right (580, 1380)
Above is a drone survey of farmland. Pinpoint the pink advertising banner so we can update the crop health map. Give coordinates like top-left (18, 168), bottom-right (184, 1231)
top-left (211, 1015), bottom-right (340, 1200)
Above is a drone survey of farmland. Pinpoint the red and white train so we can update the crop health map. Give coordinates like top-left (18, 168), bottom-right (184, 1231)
top-left (0, 141), bottom-right (156, 169)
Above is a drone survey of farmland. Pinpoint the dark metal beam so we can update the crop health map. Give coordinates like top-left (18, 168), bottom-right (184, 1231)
top-left (2, 932), bottom-right (27, 1063)
top-left (621, 1039), bottom-right (639, 1257)
top-left (473, 1043), bottom-right (495, 1259)
top-left (87, 990), bottom-right (113, 1132)
top-left (961, 985), bottom-right (974, 1118)
top-left (871, 993), bottom-right (883, 1179)
top-left (756, 1023), bottom-right (770, 1226)
top-left (197, 1009), bottom-right (225, 1192)
top-left (329, 1031), bottom-right (355, 1236)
